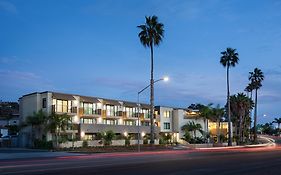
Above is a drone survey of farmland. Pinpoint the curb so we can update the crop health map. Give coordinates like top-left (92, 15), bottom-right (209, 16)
top-left (196, 136), bottom-right (276, 150)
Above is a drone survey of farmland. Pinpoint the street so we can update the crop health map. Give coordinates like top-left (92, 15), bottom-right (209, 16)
top-left (0, 146), bottom-right (281, 175)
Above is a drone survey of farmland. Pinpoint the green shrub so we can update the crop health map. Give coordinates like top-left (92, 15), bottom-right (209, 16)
top-left (34, 139), bottom-right (53, 149)
top-left (125, 138), bottom-right (130, 146)
top-left (182, 131), bottom-right (192, 142)
top-left (103, 130), bottom-right (115, 146)
top-left (219, 134), bottom-right (227, 143)
top-left (82, 140), bottom-right (88, 148)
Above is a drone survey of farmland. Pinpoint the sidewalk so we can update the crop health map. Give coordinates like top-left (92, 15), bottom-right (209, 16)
top-left (0, 148), bottom-right (82, 160)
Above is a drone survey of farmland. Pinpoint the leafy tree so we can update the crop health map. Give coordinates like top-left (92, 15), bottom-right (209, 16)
top-left (210, 105), bottom-right (225, 143)
top-left (230, 93), bottom-right (254, 144)
top-left (26, 110), bottom-right (47, 147)
top-left (100, 130), bottom-right (115, 146)
top-left (137, 15), bottom-right (164, 144)
top-left (249, 68), bottom-right (264, 142)
top-left (182, 131), bottom-right (192, 143)
top-left (220, 47), bottom-right (239, 146)
top-left (273, 118), bottom-right (281, 135)
top-left (46, 113), bottom-right (71, 148)
top-left (197, 103), bottom-right (213, 142)
top-left (257, 123), bottom-right (276, 135)
top-left (181, 121), bottom-right (203, 138)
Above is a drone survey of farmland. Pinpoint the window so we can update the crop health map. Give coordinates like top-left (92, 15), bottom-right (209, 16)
top-left (125, 107), bottom-right (133, 117)
top-left (125, 120), bottom-right (136, 126)
top-left (106, 105), bottom-right (117, 116)
top-left (142, 121), bottom-right (150, 126)
top-left (163, 111), bottom-right (171, 118)
top-left (83, 103), bottom-right (93, 115)
top-left (164, 122), bottom-right (171, 130)
top-left (103, 119), bottom-right (118, 125)
top-left (42, 98), bottom-right (46, 108)
top-left (81, 118), bottom-right (96, 124)
top-left (53, 99), bottom-right (72, 113)
top-left (84, 134), bottom-right (93, 140)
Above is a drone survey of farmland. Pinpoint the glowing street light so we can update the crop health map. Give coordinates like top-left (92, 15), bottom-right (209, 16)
top-left (163, 76), bottom-right (169, 82)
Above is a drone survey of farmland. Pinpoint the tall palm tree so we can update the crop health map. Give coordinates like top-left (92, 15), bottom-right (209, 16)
top-left (137, 15), bottom-right (164, 144)
top-left (245, 83), bottom-right (255, 100)
top-left (273, 118), bottom-right (281, 135)
top-left (236, 93), bottom-right (253, 143)
top-left (249, 68), bottom-right (264, 142)
top-left (220, 48), bottom-right (239, 146)
top-left (244, 82), bottom-right (255, 132)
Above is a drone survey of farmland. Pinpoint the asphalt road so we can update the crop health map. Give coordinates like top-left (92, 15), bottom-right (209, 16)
top-left (1, 146), bottom-right (281, 175)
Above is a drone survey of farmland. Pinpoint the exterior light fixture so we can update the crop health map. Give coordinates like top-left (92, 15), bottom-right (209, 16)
top-left (163, 76), bottom-right (169, 82)
top-left (73, 115), bottom-right (79, 123)
top-left (80, 131), bottom-right (85, 138)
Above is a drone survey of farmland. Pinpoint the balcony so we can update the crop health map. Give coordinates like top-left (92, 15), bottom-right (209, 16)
top-left (102, 110), bottom-right (123, 119)
top-left (184, 111), bottom-right (200, 119)
top-left (79, 108), bottom-right (102, 117)
top-left (80, 123), bottom-right (160, 134)
top-left (52, 105), bottom-right (77, 114)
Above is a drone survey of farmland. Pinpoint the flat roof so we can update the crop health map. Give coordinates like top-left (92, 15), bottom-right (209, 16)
top-left (20, 91), bottom-right (151, 107)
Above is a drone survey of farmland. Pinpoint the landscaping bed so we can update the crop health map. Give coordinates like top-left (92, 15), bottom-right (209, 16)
top-left (61, 145), bottom-right (174, 153)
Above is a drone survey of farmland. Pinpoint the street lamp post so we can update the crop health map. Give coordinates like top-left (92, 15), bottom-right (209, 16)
top-left (137, 77), bottom-right (169, 152)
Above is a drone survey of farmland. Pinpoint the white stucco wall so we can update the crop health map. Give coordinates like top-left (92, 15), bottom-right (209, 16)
top-left (158, 107), bottom-right (173, 133)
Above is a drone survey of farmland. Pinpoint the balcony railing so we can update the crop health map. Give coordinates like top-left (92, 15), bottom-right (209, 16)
top-left (52, 105), bottom-right (77, 114)
top-left (79, 108), bottom-right (103, 116)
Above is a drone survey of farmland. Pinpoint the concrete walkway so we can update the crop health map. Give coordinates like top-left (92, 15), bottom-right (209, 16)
top-left (0, 148), bottom-right (82, 160)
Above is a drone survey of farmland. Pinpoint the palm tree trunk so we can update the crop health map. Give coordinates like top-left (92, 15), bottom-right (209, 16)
top-left (216, 120), bottom-right (220, 143)
top-left (227, 66), bottom-right (232, 146)
top-left (253, 89), bottom-right (258, 143)
top-left (278, 123), bottom-right (281, 136)
top-left (150, 43), bottom-right (155, 144)
top-left (250, 90), bottom-right (253, 139)
top-left (239, 115), bottom-right (243, 144)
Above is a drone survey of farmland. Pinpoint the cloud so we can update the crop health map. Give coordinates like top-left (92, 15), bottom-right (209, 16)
top-left (0, 70), bottom-right (53, 89)
top-left (0, 1), bottom-right (17, 14)
top-left (265, 67), bottom-right (281, 77)
top-left (0, 56), bottom-right (19, 64)
top-left (0, 70), bottom-right (39, 80)
top-left (259, 93), bottom-right (281, 104)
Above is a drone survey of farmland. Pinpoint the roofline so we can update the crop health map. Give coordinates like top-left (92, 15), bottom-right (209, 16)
top-left (155, 105), bottom-right (187, 111)
top-left (19, 91), bottom-right (151, 107)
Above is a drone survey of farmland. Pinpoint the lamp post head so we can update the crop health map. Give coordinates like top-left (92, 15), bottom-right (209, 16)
top-left (163, 76), bottom-right (169, 82)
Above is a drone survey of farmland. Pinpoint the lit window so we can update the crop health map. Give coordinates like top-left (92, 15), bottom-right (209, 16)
top-left (163, 111), bottom-right (171, 118)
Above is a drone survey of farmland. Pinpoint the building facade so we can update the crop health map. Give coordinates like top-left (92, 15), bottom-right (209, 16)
top-left (19, 91), bottom-right (226, 147)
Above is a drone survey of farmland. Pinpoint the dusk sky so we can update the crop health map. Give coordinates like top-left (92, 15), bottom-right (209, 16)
top-left (0, 0), bottom-right (281, 124)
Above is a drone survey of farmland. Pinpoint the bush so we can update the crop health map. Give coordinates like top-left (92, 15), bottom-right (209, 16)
top-left (125, 138), bottom-right (130, 146)
top-left (103, 130), bottom-right (115, 146)
top-left (182, 131), bottom-right (192, 143)
top-left (159, 133), bottom-right (172, 145)
top-left (143, 139), bottom-right (148, 145)
top-left (219, 134), bottom-right (227, 143)
top-left (34, 139), bottom-right (53, 149)
top-left (82, 140), bottom-right (88, 148)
